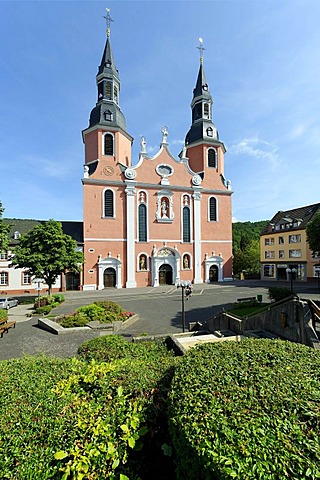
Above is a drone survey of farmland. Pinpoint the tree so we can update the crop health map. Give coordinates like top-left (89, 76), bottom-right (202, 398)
top-left (233, 239), bottom-right (260, 276)
top-left (10, 219), bottom-right (84, 294)
top-left (306, 212), bottom-right (320, 258)
top-left (0, 201), bottom-right (11, 252)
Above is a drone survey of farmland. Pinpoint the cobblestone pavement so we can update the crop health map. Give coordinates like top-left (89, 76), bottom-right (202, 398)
top-left (0, 281), bottom-right (319, 361)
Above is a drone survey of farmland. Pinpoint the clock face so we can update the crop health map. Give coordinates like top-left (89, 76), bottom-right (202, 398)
top-left (103, 166), bottom-right (114, 176)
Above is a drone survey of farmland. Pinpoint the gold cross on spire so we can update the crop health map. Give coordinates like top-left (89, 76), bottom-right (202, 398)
top-left (197, 37), bottom-right (206, 63)
top-left (103, 8), bottom-right (113, 37)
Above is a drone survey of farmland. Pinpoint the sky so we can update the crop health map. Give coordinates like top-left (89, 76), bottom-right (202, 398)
top-left (0, 0), bottom-right (320, 223)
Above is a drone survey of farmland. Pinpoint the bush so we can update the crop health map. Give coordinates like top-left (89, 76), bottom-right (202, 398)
top-left (268, 286), bottom-right (293, 302)
top-left (56, 300), bottom-right (131, 327)
top-left (58, 313), bottom-right (89, 328)
top-left (0, 341), bottom-right (178, 480)
top-left (94, 300), bottom-right (122, 315)
top-left (52, 293), bottom-right (65, 303)
top-left (0, 309), bottom-right (8, 321)
top-left (35, 305), bottom-right (52, 315)
top-left (169, 339), bottom-right (320, 480)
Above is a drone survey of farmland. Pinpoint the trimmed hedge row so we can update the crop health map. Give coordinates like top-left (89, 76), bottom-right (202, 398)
top-left (168, 338), bottom-right (320, 480)
top-left (1, 337), bottom-right (319, 479)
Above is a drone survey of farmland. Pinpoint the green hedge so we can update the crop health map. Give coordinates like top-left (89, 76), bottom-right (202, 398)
top-left (0, 338), bottom-right (177, 480)
top-left (268, 286), bottom-right (293, 302)
top-left (0, 309), bottom-right (8, 321)
top-left (168, 338), bottom-right (320, 479)
top-left (58, 301), bottom-right (132, 328)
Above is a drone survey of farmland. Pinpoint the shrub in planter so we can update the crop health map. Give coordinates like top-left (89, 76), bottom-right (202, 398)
top-left (268, 286), bottom-right (293, 302)
top-left (35, 305), bottom-right (52, 315)
top-left (168, 339), bottom-right (320, 480)
top-left (94, 300), bottom-right (122, 316)
top-left (58, 313), bottom-right (89, 328)
top-left (0, 309), bottom-right (8, 322)
top-left (75, 303), bottom-right (107, 322)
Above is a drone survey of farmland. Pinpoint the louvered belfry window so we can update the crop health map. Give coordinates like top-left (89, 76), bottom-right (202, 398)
top-left (183, 206), bottom-right (191, 242)
top-left (208, 148), bottom-right (216, 168)
top-left (104, 134), bottom-right (114, 155)
top-left (104, 190), bottom-right (114, 218)
top-left (138, 204), bottom-right (147, 242)
top-left (209, 197), bottom-right (217, 221)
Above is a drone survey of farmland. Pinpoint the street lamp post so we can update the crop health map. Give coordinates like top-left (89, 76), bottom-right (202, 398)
top-left (176, 280), bottom-right (191, 333)
top-left (286, 267), bottom-right (297, 294)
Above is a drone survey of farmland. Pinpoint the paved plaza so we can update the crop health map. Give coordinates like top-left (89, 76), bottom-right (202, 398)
top-left (0, 281), bottom-right (319, 361)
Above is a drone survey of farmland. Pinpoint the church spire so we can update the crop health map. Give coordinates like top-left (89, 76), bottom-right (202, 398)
top-left (185, 38), bottom-right (219, 145)
top-left (87, 8), bottom-right (127, 133)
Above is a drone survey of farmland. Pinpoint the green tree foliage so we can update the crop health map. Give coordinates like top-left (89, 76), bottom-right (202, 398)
top-left (0, 201), bottom-right (11, 252)
top-left (306, 212), bottom-right (320, 257)
top-left (232, 220), bottom-right (268, 254)
top-left (233, 239), bottom-right (260, 275)
top-left (10, 219), bottom-right (84, 294)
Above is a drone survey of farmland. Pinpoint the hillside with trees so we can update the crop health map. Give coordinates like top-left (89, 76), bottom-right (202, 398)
top-left (232, 220), bottom-right (268, 276)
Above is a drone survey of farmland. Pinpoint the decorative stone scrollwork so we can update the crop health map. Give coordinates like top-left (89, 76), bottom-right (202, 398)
top-left (125, 168), bottom-right (137, 179)
top-left (192, 174), bottom-right (202, 186)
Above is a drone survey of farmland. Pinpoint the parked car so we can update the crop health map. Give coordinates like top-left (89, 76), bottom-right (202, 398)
top-left (0, 297), bottom-right (19, 310)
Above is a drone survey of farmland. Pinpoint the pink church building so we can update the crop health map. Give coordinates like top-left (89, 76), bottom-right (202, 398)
top-left (82, 16), bottom-right (233, 290)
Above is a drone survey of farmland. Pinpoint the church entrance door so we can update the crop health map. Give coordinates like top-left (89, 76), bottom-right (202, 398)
top-left (65, 272), bottom-right (80, 291)
top-left (159, 264), bottom-right (173, 285)
top-left (209, 265), bottom-right (219, 282)
top-left (104, 267), bottom-right (116, 288)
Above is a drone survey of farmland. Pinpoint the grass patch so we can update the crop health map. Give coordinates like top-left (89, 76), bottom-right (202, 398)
top-left (228, 302), bottom-right (269, 318)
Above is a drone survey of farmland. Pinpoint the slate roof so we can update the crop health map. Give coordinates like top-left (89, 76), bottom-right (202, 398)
top-left (3, 219), bottom-right (84, 245)
top-left (260, 203), bottom-right (320, 235)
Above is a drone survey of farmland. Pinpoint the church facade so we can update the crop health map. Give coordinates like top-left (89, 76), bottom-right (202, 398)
top-left (82, 17), bottom-right (233, 290)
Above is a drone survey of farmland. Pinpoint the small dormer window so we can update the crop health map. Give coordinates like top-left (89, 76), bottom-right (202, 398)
top-left (207, 127), bottom-right (213, 137)
top-left (104, 110), bottom-right (113, 122)
top-left (13, 231), bottom-right (21, 240)
top-left (203, 84), bottom-right (208, 91)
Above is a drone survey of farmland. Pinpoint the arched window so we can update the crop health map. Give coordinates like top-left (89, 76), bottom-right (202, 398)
top-left (105, 82), bottom-right (112, 100)
top-left (204, 103), bottom-right (210, 119)
top-left (209, 197), bottom-right (217, 221)
top-left (104, 133), bottom-right (114, 156)
top-left (104, 189), bottom-right (114, 218)
top-left (208, 148), bottom-right (217, 168)
top-left (183, 206), bottom-right (191, 242)
top-left (138, 204), bottom-right (147, 242)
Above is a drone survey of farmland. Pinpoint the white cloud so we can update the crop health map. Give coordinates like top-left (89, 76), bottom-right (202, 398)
top-left (230, 136), bottom-right (280, 171)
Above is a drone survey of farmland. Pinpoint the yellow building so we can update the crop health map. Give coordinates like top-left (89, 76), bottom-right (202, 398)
top-left (260, 203), bottom-right (320, 283)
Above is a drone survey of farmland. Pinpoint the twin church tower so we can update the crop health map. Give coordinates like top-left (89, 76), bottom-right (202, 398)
top-left (82, 11), bottom-right (233, 290)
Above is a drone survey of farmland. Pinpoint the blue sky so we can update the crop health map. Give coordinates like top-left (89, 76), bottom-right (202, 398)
top-left (1, 0), bottom-right (319, 223)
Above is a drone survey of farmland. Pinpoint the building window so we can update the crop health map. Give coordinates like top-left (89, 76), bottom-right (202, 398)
top-left (104, 133), bottom-right (114, 156)
top-left (265, 251), bottom-right (275, 259)
top-left (264, 265), bottom-right (275, 277)
top-left (23, 272), bottom-right (32, 284)
top-left (289, 249), bottom-right (302, 258)
top-left (138, 204), bottom-right (147, 242)
top-left (183, 207), bottom-right (191, 243)
top-left (264, 238), bottom-right (274, 246)
top-left (103, 189), bottom-right (114, 218)
top-left (204, 103), bottom-right (210, 119)
top-left (209, 197), bottom-right (217, 221)
top-left (0, 251), bottom-right (8, 261)
top-left (104, 110), bottom-right (113, 122)
top-left (207, 127), bottom-right (213, 137)
top-left (0, 272), bottom-right (8, 285)
top-left (289, 234), bottom-right (301, 244)
top-left (114, 85), bottom-right (118, 104)
top-left (279, 250), bottom-right (285, 259)
top-left (13, 231), bottom-right (21, 240)
top-left (138, 253), bottom-right (148, 271)
top-left (208, 148), bottom-right (217, 168)
top-left (279, 236), bottom-right (284, 244)
top-left (182, 254), bottom-right (191, 269)
top-left (106, 82), bottom-right (112, 99)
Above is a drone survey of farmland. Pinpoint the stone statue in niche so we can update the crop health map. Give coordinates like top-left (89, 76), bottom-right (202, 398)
top-left (161, 199), bottom-right (168, 218)
top-left (139, 191), bottom-right (145, 203)
top-left (183, 255), bottom-right (190, 269)
top-left (139, 255), bottom-right (146, 270)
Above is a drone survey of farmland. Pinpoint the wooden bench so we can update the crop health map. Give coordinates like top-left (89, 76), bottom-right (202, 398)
top-left (237, 297), bottom-right (256, 303)
top-left (0, 319), bottom-right (16, 338)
